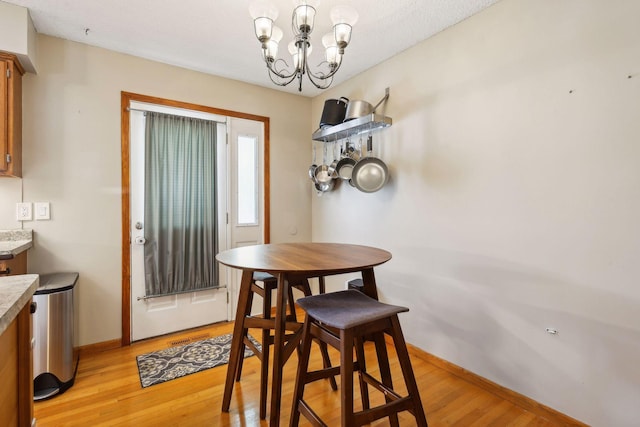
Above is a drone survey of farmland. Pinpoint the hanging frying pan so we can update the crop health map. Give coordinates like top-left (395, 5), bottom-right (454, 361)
top-left (351, 135), bottom-right (388, 193)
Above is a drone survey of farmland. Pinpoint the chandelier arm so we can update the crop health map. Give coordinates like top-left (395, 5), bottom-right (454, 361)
top-left (306, 59), bottom-right (343, 81)
top-left (306, 72), bottom-right (334, 90)
top-left (265, 59), bottom-right (300, 86)
top-left (263, 54), bottom-right (298, 80)
top-left (266, 69), bottom-right (299, 87)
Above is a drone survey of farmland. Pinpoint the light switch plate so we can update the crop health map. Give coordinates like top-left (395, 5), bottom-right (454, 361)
top-left (35, 202), bottom-right (51, 220)
top-left (16, 202), bottom-right (33, 221)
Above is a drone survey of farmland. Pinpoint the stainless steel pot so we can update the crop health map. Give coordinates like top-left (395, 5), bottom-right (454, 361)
top-left (351, 135), bottom-right (388, 193)
top-left (344, 100), bottom-right (373, 121)
top-left (343, 90), bottom-right (390, 122)
top-left (314, 178), bottom-right (335, 193)
top-left (314, 164), bottom-right (332, 183)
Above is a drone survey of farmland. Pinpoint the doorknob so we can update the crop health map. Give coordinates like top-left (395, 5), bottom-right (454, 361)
top-left (134, 236), bottom-right (146, 245)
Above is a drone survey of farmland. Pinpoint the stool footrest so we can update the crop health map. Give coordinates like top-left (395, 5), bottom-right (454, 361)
top-left (361, 371), bottom-right (402, 401)
top-left (244, 316), bottom-right (302, 332)
top-left (241, 337), bottom-right (262, 361)
top-left (354, 397), bottom-right (415, 426)
top-left (303, 365), bottom-right (343, 384)
top-left (298, 399), bottom-right (327, 427)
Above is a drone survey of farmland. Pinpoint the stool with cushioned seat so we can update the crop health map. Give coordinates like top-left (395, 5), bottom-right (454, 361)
top-left (290, 289), bottom-right (428, 427)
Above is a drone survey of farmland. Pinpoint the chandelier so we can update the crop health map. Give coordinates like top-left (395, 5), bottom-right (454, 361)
top-left (249, 0), bottom-right (358, 92)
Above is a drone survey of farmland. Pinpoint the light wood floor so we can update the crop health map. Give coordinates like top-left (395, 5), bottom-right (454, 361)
top-left (34, 320), bottom-right (560, 426)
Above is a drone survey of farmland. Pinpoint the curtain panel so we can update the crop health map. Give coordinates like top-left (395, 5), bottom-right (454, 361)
top-left (143, 111), bottom-right (218, 297)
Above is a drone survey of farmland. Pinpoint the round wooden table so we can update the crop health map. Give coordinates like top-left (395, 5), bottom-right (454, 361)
top-left (216, 242), bottom-right (392, 426)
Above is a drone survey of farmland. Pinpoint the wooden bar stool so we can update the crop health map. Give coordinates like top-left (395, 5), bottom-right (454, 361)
top-left (290, 289), bottom-right (428, 427)
top-left (235, 272), bottom-right (337, 420)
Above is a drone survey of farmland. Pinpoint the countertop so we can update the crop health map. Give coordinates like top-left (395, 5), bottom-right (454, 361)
top-left (0, 274), bottom-right (39, 335)
top-left (0, 229), bottom-right (33, 258)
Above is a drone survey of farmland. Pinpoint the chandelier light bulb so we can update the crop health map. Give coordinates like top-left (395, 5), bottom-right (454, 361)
top-left (333, 23), bottom-right (352, 50)
top-left (330, 6), bottom-right (357, 51)
top-left (322, 33), bottom-right (340, 66)
top-left (292, 1), bottom-right (317, 35)
top-left (254, 17), bottom-right (274, 43)
top-left (325, 46), bottom-right (341, 67)
top-left (263, 26), bottom-right (283, 61)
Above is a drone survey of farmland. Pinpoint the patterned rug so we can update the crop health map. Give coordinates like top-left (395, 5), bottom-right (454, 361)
top-left (136, 333), bottom-right (260, 388)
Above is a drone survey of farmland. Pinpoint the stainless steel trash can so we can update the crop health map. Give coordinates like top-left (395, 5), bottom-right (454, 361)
top-left (33, 272), bottom-right (79, 400)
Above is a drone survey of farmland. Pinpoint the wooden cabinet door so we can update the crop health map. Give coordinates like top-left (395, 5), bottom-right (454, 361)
top-left (0, 53), bottom-right (23, 177)
top-left (0, 60), bottom-right (7, 173)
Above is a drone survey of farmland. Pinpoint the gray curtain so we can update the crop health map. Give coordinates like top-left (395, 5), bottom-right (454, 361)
top-left (143, 111), bottom-right (218, 297)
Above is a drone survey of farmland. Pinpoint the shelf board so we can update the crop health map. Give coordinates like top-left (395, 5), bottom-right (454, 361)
top-left (312, 113), bottom-right (392, 142)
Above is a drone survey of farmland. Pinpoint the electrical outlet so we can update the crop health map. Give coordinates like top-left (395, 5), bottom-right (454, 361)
top-left (35, 202), bottom-right (51, 220)
top-left (16, 202), bottom-right (33, 221)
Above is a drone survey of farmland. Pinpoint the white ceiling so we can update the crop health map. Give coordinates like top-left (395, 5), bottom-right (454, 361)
top-left (2, 0), bottom-right (500, 97)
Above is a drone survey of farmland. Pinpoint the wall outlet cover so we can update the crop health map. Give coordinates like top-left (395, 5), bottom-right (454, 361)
top-left (16, 202), bottom-right (33, 221)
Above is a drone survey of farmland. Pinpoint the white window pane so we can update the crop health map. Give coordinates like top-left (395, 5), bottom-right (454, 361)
top-left (237, 135), bottom-right (257, 225)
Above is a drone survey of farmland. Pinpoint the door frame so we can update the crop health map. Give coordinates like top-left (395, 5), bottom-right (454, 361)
top-left (120, 91), bottom-right (270, 346)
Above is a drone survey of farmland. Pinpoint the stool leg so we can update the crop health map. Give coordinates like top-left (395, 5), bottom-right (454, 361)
top-left (301, 278), bottom-right (338, 391)
top-left (355, 336), bottom-right (370, 411)
top-left (289, 318), bottom-right (314, 427)
top-left (340, 328), bottom-right (356, 426)
top-left (390, 316), bottom-right (428, 427)
top-left (373, 332), bottom-right (400, 427)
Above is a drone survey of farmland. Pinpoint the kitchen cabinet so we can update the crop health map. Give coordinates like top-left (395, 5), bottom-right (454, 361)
top-left (0, 52), bottom-right (24, 178)
top-left (0, 301), bottom-right (33, 427)
top-left (0, 251), bottom-right (27, 277)
top-left (0, 275), bottom-right (38, 427)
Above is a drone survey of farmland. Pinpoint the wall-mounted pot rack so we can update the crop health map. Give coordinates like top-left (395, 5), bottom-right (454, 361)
top-left (311, 113), bottom-right (392, 142)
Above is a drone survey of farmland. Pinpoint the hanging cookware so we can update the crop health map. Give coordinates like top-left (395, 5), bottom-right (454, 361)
top-left (319, 97), bottom-right (349, 128)
top-left (308, 143), bottom-right (318, 180)
top-left (330, 141), bottom-right (347, 178)
top-left (313, 143), bottom-right (332, 184)
top-left (344, 100), bottom-right (373, 121)
top-left (335, 157), bottom-right (357, 180)
top-left (314, 178), bottom-right (335, 193)
top-left (351, 134), bottom-right (389, 193)
top-left (343, 89), bottom-right (390, 121)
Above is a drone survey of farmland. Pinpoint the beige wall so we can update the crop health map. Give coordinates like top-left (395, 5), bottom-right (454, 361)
top-left (310, 0), bottom-right (639, 425)
top-left (0, 35), bottom-right (313, 346)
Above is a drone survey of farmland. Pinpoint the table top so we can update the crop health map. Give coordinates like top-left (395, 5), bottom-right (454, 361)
top-left (216, 242), bottom-right (391, 275)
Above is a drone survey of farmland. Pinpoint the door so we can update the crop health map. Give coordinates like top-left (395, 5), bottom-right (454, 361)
top-left (129, 102), bottom-right (229, 341)
top-left (225, 117), bottom-right (266, 317)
